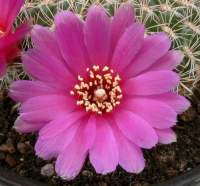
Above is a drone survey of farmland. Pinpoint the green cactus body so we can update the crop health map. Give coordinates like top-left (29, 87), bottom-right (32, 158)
top-left (2, 0), bottom-right (199, 97)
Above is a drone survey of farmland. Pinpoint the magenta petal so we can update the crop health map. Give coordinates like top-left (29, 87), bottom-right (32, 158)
top-left (0, 23), bottom-right (30, 51)
top-left (111, 4), bottom-right (135, 51)
top-left (39, 111), bottom-right (85, 140)
top-left (148, 50), bottom-right (183, 71)
top-left (0, 0), bottom-right (23, 31)
top-left (0, 55), bottom-right (7, 77)
top-left (82, 115), bottom-right (96, 149)
top-left (84, 6), bottom-right (111, 66)
top-left (14, 117), bottom-right (44, 133)
top-left (20, 95), bottom-right (76, 123)
top-left (31, 25), bottom-right (62, 60)
top-left (124, 32), bottom-right (171, 78)
top-left (121, 98), bottom-right (177, 129)
top-left (111, 23), bottom-right (144, 72)
top-left (114, 110), bottom-right (158, 149)
top-left (55, 11), bottom-right (89, 75)
top-left (35, 111), bottom-right (85, 159)
top-left (155, 128), bottom-right (176, 144)
top-left (147, 92), bottom-right (190, 114)
top-left (123, 71), bottom-right (180, 96)
top-left (89, 118), bottom-right (118, 174)
top-left (55, 143), bottom-right (87, 180)
top-left (55, 142), bottom-right (86, 180)
top-left (55, 116), bottom-right (96, 180)
top-left (111, 124), bottom-right (145, 173)
top-left (9, 80), bottom-right (63, 103)
top-left (22, 49), bottom-right (75, 90)
top-left (35, 121), bottom-right (80, 160)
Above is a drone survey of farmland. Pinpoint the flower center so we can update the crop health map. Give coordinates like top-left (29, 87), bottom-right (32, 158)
top-left (70, 65), bottom-right (123, 114)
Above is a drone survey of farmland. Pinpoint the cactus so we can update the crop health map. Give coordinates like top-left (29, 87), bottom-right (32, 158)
top-left (1, 0), bottom-right (200, 97)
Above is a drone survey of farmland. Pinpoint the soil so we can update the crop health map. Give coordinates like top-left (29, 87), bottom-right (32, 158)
top-left (0, 91), bottom-right (200, 186)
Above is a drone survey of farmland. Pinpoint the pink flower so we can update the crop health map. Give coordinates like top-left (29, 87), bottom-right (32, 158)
top-left (0, 0), bottom-right (29, 76)
top-left (9, 4), bottom-right (190, 180)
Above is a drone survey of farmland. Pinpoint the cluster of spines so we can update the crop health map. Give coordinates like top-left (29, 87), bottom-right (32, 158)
top-left (132, 0), bottom-right (200, 96)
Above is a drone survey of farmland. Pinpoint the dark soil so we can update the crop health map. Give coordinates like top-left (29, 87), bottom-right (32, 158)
top-left (0, 91), bottom-right (200, 186)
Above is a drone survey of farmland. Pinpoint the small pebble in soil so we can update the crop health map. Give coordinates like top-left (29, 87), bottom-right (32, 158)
top-left (156, 151), bottom-right (176, 163)
top-left (17, 142), bottom-right (30, 154)
top-left (166, 168), bottom-right (178, 177)
top-left (179, 160), bottom-right (187, 172)
top-left (180, 106), bottom-right (197, 122)
top-left (82, 170), bottom-right (93, 177)
top-left (5, 154), bottom-right (17, 167)
top-left (40, 163), bottom-right (55, 177)
top-left (0, 143), bottom-right (15, 154)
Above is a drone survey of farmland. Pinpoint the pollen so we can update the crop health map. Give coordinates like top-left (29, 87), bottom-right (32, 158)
top-left (70, 65), bottom-right (123, 114)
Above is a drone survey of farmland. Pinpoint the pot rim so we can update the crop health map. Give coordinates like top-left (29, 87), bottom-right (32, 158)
top-left (0, 166), bottom-right (200, 186)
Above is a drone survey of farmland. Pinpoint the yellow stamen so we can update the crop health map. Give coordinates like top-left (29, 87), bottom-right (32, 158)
top-left (70, 65), bottom-right (123, 114)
